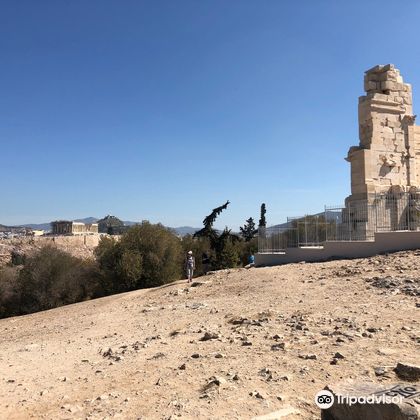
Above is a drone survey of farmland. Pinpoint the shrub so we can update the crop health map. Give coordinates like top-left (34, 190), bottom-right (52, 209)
top-left (18, 246), bottom-right (100, 315)
top-left (216, 237), bottom-right (240, 269)
top-left (10, 250), bottom-right (26, 266)
top-left (96, 222), bottom-right (182, 291)
top-left (0, 266), bottom-right (21, 318)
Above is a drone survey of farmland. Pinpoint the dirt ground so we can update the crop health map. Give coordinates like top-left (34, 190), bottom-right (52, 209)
top-left (0, 251), bottom-right (419, 419)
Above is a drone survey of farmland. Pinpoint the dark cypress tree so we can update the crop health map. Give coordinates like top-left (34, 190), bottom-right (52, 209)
top-left (194, 201), bottom-right (239, 269)
top-left (259, 203), bottom-right (267, 227)
top-left (194, 201), bottom-right (230, 243)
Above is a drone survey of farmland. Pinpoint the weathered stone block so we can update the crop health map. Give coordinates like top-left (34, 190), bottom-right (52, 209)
top-left (381, 81), bottom-right (397, 91)
top-left (321, 381), bottom-right (420, 420)
top-left (365, 80), bottom-right (378, 91)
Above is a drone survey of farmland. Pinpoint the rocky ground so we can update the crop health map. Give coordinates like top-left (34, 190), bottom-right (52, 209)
top-left (0, 250), bottom-right (419, 419)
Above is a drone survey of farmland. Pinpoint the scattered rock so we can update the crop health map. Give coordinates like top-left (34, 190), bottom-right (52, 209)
top-left (209, 376), bottom-right (226, 386)
top-left (395, 362), bottom-right (420, 382)
top-left (249, 390), bottom-right (266, 399)
top-left (374, 366), bottom-right (391, 377)
top-left (271, 343), bottom-right (286, 351)
top-left (333, 352), bottom-right (345, 359)
top-left (186, 302), bottom-right (208, 310)
top-left (229, 316), bottom-right (250, 325)
top-left (200, 331), bottom-right (220, 341)
top-left (147, 352), bottom-right (165, 360)
top-left (367, 276), bottom-right (420, 297)
top-left (366, 327), bottom-right (379, 333)
top-left (299, 353), bottom-right (317, 360)
top-left (190, 281), bottom-right (208, 287)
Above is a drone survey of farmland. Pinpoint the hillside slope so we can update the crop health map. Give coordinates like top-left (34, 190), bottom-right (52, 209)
top-left (0, 252), bottom-right (419, 419)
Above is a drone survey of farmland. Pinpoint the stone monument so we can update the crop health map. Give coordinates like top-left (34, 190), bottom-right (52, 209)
top-left (346, 64), bottom-right (420, 201)
top-left (344, 64), bottom-right (420, 235)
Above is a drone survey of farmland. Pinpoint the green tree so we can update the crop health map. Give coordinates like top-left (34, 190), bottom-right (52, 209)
top-left (215, 228), bottom-right (241, 268)
top-left (95, 222), bottom-right (182, 291)
top-left (18, 246), bottom-right (100, 315)
top-left (240, 217), bottom-right (258, 241)
top-left (259, 203), bottom-right (267, 227)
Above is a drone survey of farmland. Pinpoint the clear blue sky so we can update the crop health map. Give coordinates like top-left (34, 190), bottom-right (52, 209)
top-left (1, 1), bottom-right (420, 229)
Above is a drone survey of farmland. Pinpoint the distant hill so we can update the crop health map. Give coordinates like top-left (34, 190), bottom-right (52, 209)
top-left (21, 223), bottom-right (51, 231)
top-left (172, 226), bottom-right (200, 236)
top-left (270, 210), bottom-right (342, 229)
top-left (0, 224), bottom-right (28, 233)
top-left (0, 224), bottom-right (17, 232)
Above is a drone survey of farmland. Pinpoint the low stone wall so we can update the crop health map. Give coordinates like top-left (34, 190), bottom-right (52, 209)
top-left (256, 231), bottom-right (420, 266)
top-left (0, 234), bottom-right (106, 266)
top-left (33, 234), bottom-right (102, 247)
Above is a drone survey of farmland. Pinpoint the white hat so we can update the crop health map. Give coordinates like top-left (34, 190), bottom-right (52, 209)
top-left (187, 250), bottom-right (193, 255)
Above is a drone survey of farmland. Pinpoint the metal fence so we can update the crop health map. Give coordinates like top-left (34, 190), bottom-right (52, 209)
top-left (258, 192), bottom-right (420, 253)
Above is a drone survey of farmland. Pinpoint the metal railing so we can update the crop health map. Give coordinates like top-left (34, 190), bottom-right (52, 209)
top-left (258, 192), bottom-right (420, 253)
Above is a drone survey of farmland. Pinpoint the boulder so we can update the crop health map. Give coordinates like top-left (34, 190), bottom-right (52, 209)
top-left (321, 380), bottom-right (420, 420)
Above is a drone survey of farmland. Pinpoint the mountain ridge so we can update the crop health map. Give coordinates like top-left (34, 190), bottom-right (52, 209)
top-left (3, 218), bottom-right (200, 237)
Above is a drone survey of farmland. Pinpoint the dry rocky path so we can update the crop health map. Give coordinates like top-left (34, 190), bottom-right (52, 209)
top-left (0, 251), bottom-right (419, 419)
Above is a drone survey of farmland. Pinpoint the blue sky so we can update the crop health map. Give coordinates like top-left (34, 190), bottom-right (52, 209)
top-left (1, 1), bottom-right (420, 229)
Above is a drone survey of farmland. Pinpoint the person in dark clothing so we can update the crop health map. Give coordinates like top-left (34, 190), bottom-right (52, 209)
top-left (201, 252), bottom-right (210, 274)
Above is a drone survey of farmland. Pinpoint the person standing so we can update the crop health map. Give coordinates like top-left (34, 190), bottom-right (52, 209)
top-left (245, 253), bottom-right (255, 269)
top-left (201, 252), bottom-right (210, 275)
top-left (185, 250), bottom-right (195, 282)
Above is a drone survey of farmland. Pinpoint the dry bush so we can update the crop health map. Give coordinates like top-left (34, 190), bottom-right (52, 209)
top-left (0, 266), bottom-right (21, 318)
top-left (17, 246), bottom-right (101, 315)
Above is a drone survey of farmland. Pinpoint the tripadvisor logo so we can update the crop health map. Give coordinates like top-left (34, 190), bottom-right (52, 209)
top-left (315, 389), bottom-right (404, 409)
top-left (315, 390), bottom-right (334, 409)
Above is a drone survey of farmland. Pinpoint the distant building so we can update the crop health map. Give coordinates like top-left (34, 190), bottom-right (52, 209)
top-left (31, 230), bottom-right (44, 236)
top-left (51, 221), bottom-right (98, 235)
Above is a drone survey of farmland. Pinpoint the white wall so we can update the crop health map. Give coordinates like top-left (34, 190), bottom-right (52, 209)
top-left (255, 231), bottom-right (420, 266)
